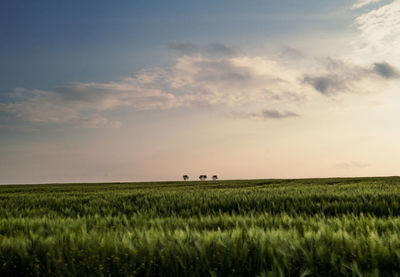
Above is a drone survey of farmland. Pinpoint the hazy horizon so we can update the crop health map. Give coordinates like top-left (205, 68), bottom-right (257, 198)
top-left (1, 0), bottom-right (400, 184)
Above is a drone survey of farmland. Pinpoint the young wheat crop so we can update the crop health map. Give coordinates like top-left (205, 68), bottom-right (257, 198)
top-left (1, 177), bottom-right (400, 276)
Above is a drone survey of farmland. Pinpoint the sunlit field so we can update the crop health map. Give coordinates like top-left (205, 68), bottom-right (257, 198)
top-left (1, 177), bottom-right (400, 276)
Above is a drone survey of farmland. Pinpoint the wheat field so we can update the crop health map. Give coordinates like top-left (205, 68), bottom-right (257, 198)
top-left (1, 177), bottom-right (400, 276)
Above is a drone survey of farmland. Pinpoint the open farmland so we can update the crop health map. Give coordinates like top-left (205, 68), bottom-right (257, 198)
top-left (1, 177), bottom-right (400, 276)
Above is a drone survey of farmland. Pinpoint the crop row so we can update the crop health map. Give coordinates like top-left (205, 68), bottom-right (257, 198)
top-left (1, 178), bottom-right (400, 217)
top-left (2, 221), bottom-right (400, 276)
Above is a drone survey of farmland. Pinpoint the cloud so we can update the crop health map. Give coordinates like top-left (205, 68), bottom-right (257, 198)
top-left (0, 52), bottom-right (307, 127)
top-left (172, 54), bottom-right (307, 108)
top-left (302, 59), bottom-right (358, 95)
top-left (232, 109), bottom-right (300, 120)
top-left (351, 0), bottom-right (384, 9)
top-left (0, 73), bottom-right (179, 127)
top-left (302, 58), bottom-right (398, 95)
top-left (352, 1), bottom-right (400, 66)
top-left (372, 62), bottom-right (399, 79)
top-left (1, 43), bottom-right (397, 128)
top-left (167, 42), bottom-right (199, 54)
top-left (303, 75), bottom-right (344, 95)
top-left (205, 43), bottom-right (236, 56)
top-left (278, 45), bottom-right (304, 60)
top-left (336, 161), bottom-right (369, 169)
top-left (337, 2), bottom-right (400, 94)
top-left (168, 42), bottom-right (236, 56)
top-left (259, 109), bottom-right (299, 119)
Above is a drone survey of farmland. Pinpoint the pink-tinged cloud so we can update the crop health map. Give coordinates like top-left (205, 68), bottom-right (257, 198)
top-left (0, 49), bottom-right (398, 127)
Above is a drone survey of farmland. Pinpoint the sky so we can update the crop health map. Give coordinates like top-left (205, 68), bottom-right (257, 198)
top-left (1, 0), bottom-right (400, 184)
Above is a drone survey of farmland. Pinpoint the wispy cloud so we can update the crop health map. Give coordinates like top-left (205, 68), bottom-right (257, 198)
top-left (303, 75), bottom-right (345, 95)
top-left (0, 53), bottom-right (305, 127)
top-left (0, 74), bottom-right (179, 128)
top-left (245, 109), bottom-right (300, 120)
top-left (260, 109), bottom-right (299, 119)
top-left (278, 45), bottom-right (304, 60)
top-left (0, 42), bottom-right (397, 128)
top-left (167, 42), bottom-right (199, 55)
top-left (351, 0), bottom-right (384, 10)
top-left (231, 109), bottom-right (300, 120)
top-left (302, 58), bottom-right (398, 95)
top-left (372, 62), bottom-right (399, 79)
top-left (168, 42), bottom-right (236, 56)
top-left (172, 54), bottom-right (307, 108)
top-left (205, 43), bottom-right (236, 56)
top-left (353, 1), bottom-right (400, 65)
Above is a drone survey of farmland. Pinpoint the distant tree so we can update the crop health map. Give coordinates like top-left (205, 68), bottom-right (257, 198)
top-left (199, 175), bottom-right (207, 181)
top-left (212, 175), bottom-right (218, 180)
top-left (183, 175), bottom-right (189, 181)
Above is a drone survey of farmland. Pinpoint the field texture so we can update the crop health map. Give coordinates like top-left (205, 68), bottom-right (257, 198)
top-left (1, 177), bottom-right (400, 276)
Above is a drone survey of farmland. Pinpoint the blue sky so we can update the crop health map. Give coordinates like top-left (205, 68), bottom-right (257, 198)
top-left (1, 0), bottom-right (400, 183)
top-left (0, 0), bottom-right (351, 92)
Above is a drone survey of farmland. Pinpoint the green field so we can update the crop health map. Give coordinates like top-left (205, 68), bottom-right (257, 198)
top-left (1, 177), bottom-right (400, 276)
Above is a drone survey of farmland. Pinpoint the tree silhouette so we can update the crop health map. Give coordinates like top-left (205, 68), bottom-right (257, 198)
top-left (199, 175), bottom-right (207, 181)
top-left (212, 175), bottom-right (218, 180)
top-left (183, 175), bottom-right (189, 181)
